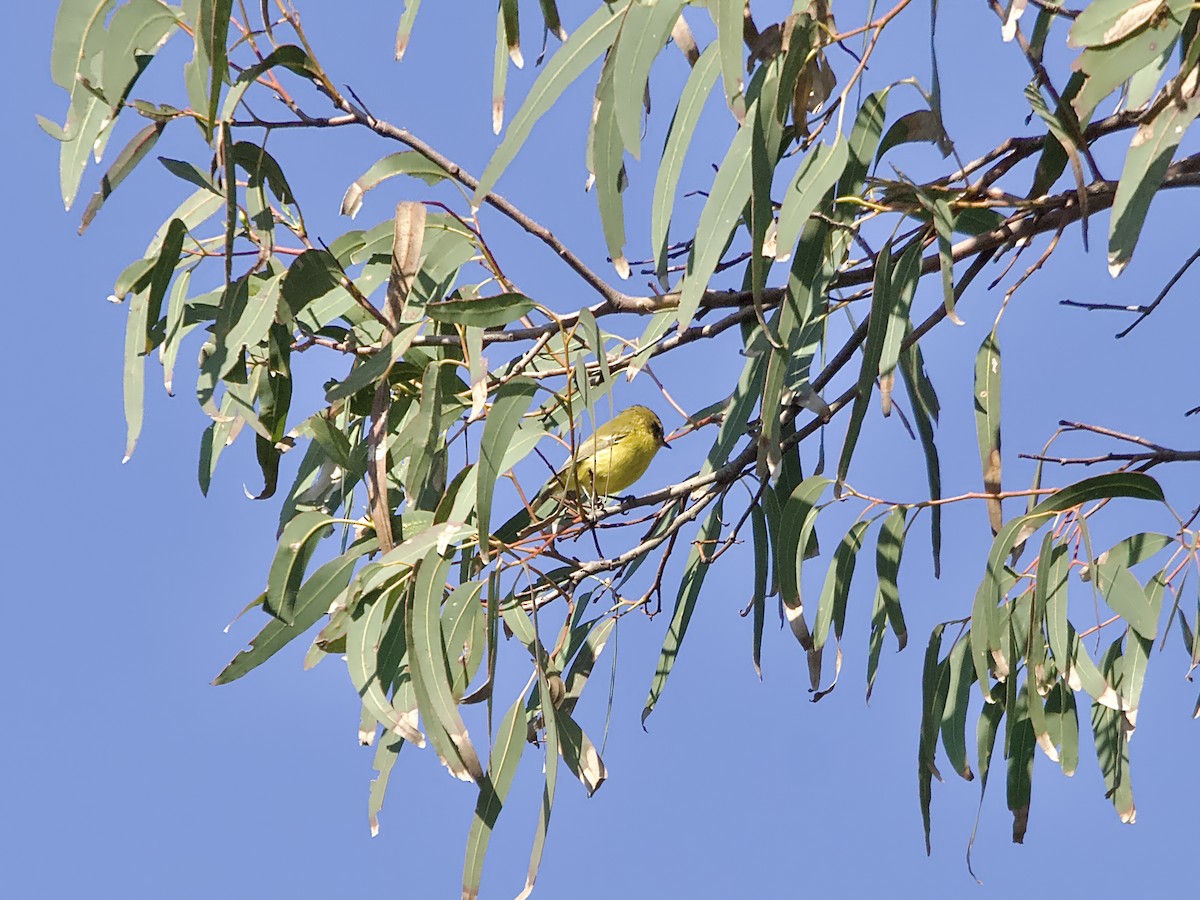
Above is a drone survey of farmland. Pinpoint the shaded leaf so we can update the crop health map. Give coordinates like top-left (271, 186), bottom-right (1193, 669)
top-left (642, 498), bottom-right (725, 724)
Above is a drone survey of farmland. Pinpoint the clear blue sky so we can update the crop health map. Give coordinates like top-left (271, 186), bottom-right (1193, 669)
top-left (6, 2), bottom-right (1196, 897)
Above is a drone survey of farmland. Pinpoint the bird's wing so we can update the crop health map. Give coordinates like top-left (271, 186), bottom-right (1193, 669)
top-left (571, 425), bottom-right (632, 461)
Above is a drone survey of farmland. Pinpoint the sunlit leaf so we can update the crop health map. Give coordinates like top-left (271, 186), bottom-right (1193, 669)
top-left (475, 1), bottom-right (630, 205)
top-left (650, 43), bottom-right (720, 284)
top-left (642, 498), bottom-right (725, 724)
top-left (974, 332), bottom-right (1002, 534)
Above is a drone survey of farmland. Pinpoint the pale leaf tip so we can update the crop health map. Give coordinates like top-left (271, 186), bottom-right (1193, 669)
top-left (613, 255), bottom-right (630, 279)
top-left (491, 101), bottom-right (504, 135)
top-left (509, 47), bottom-right (524, 69)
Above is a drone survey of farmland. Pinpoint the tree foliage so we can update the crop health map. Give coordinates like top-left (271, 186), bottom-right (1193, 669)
top-left (46, 1), bottom-right (1200, 895)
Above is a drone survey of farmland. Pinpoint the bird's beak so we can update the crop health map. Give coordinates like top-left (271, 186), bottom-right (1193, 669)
top-left (660, 436), bottom-right (672, 449)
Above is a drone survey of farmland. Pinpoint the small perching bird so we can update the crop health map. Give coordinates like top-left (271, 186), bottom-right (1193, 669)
top-left (494, 405), bottom-right (671, 542)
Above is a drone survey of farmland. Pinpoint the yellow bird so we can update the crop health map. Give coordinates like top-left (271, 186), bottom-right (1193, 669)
top-left (495, 406), bottom-right (671, 541)
top-left (541, 405), bottom-right (671, 501)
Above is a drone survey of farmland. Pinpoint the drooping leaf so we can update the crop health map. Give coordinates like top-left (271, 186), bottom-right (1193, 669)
top-left (836, 240), bottom-right (894, 487)
top-left (642, 498), bottom-right (725, 724)
top-left (712, 0), bottom-right (746, 123)
top-left (611, 0), bottom-right (685, 159)
top-left (394, 0), bottom-right (422, 61)
top-left (461, 680), bottom-right (531, 900)
top-left (918, 624), bottom-right (948, 854)
top-left (813, 520), bottom-right (870, 651)
top-left (474, 2), bottom-right (630, 205)
top-left (79, 121), bottom-right (166, 234)
top-left (940, 637), bottom-right (977, 781)
top-left (478, 378), bottom-right (539, 560)
top-left (772, 137), bottom-right (849, 263)
top-left (407, 549), bottom-right (484, 783)
top-left (340, 151), bottom-right (451, 219)
top-left (974, 331), bottom-right (1002, 534)
top-left (1108, 86), bottom-right (1200, 275)
top-left (650, 43), bottom-right (720, 284)
top-left (266, 510), bottom-right (334, 623)
top-left (876, 507), bottom-right (908, 651)
top-left (1007, 686), bottom-right (1036, 843)
top-left (214, 541), bottom-right (376, 684)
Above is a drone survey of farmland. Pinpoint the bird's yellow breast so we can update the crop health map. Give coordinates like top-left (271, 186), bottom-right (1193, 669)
top-left (568, 426), bottom-right (660, 497)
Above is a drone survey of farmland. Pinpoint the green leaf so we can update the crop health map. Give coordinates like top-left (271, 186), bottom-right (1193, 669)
top-left (712, 0), bottom-right (746, 123)
top-left (612, 1), bottom-right (684, 158)
top-left (772, 137), bottom-right (849, 263)
top-left (198, 0), bottom-right (234, 137)
top-left (407, 550), bottom-right (484, 783)
top-left (1038, 534), bottom-right (1071, 675)
top-left (500, 0), bottom-right (521, 65)
top-left (642, 498), bottom-right (725, 724)
top-left (590, 54), bottom-right (630, 278)
top-left (1007, 686), bottom-right (1036, 843)
top-left (122, 284), bottom-right (150, 464)
top-left (940, 637), bottom-right (977, 781)
top-left (918, 624), bottom-right (947, 854)
top-left (461, 680), bottom-right (530, 900)
top-left (213, 541), bottom-right (376, 684)
top-left (477, 378), bottom-right (538, 560)
top-left (1068, 0), bottom-right (1191, 48)
top-left (1044, 681), bottom-right (1080, 776)
top-left (750, 502), bottom-right (768, 679)
top-left (324, 325), bottom-right (422, 404)
top-left (1108, 89), bottom-right (1200, 275)
top-left (775, 476), bottom-right (831, 647)
top-left (898, 341), bottom-right (942, 576)
top-left (160, 264), bottom-right (194, 395)
top-left (650, 43), bottom-right (720, 284)
top-left (1086, 532), bottom-right (1174, 578)
top-left (475, 1), bottom-right (630, 205)
top-left (491, 4), bottom-right (510, 134)
top-left (394, 0), bottom-right (422, 61)
top-left (560, 617), bottom-right (616, 717)
top-left (674, 99), bottom-right (757, 333)
top-left (538, 0), bottom-right (566, 42)
top-left (1094, 559), bottom-right (1159, 640)
top-left (813, 520), bottom-right (869, 650)
top-left (220, 272), bottom-right (282, 378)
top-left (219, 44), bottom-right (319, 122)
top-left (521, 660), bottom-right (560, 900)
top-left (866, 588), bottom-right (887, 703)
top-left (50, 0), bottom-right (180, 208)
top-left (1073, 21), bottom-right (1183, 122)
top-left (340, 151), bottom-right (451, 219)
top-left (347, 584), bottom-right (426, 744)
top-left (78, 121), bottom-right (166, 234)
top-left (1091, 643), bottom-right (1137, 822)
top-left (426, 293), bottom-right (537, 328)
top-left (266, 511), bottom-right (334, 623)
top-left (556, 711), bottom-right (607, 796)
top-left (915, 191), bottom-right (962, 325)
top-left (974, 331), bottom-right (1002, 533)
top-left (877, 109), bottom-right (952, 160)
top-left (877, 243), bottom-right (921, 415)
top-left (836, 240), bottom-right (894, 486)
top-left (876, 507), bottom-right (909, 651)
